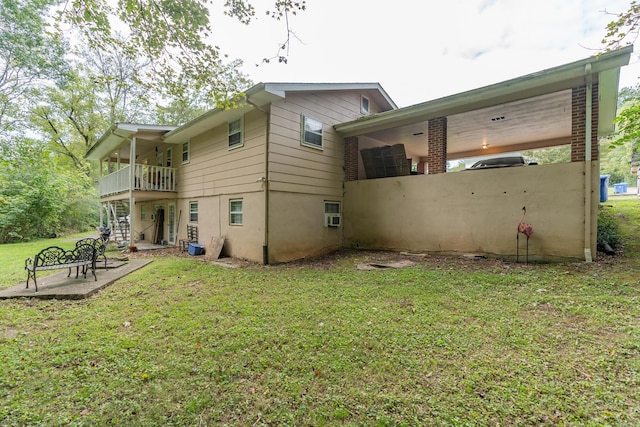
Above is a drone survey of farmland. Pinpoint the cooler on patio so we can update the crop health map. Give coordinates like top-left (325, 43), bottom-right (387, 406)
top-left (188, 243), bottom-right (205, 256)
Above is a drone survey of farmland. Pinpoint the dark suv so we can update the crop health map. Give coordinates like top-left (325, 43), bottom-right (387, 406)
top-left (467, 156), bottom-right (534, 170)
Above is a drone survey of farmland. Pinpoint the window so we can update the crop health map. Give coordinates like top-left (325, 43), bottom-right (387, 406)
top-left (324, 201), bottom-right (340, 214)
top-left (141, 205), bottom-right (146, 220)
top-left (182, 141), bottom-right (190, 164)
top-left (230, 199), bottom-right (243, 225)
top-left (324, 201), bottom-right (341, 227)
top-left (228, 118), bottom-right (243, 149)
top-left (155, 151), bottom-right (163, 167)
top-left (301, 115), bottom-right (323, 149)
top-left (166, 148), bottom-right (172, 167)
top-left (189, 201), bottom-right (198, 222)
top-left (361, 96), bottom-right (370, 114)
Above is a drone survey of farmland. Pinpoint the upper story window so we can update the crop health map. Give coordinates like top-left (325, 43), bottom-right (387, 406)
top-left (361, 96), bottom-right (370, 114)
top-left (301, 115), bottom-right (323, 150)
top-left (182, 141), bottom-right (190, 164)
top-left (166, 148), bottom-right (172, 167)
top-left (228, 118), bottom-right (243, 149)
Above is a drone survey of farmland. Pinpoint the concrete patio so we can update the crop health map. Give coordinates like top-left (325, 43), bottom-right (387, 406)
top-left (0, 258), bottom-right (152, 300)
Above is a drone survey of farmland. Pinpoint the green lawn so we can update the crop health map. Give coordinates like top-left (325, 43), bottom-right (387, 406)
top-left (1, 200), bottom-right (639, 426)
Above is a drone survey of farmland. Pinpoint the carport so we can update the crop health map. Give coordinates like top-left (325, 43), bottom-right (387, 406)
top-left (336, 46), bottom-right (633, 262)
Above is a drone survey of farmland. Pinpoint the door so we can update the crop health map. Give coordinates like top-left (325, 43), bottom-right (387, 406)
top-left (168, 203), bottom-right (176, 245)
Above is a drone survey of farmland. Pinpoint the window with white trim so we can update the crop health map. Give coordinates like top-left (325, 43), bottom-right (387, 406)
top-left (301, 115), bottom-right (323, 149)
top-left (182, 141), bottom-right (190, 164)
top-left (166, 148), bottom-right (172, 167)
top-left (361, 95), bottom-right (370, 114)
top-left (324, 201), bottom-right (340, 214)
top-left (141, 205), bottom-right (146, 220)
top-left (324, 201), bottom-right (341, 227)
top-left (228, 118), bottom-right (243, 149)
top-left (230, 199), bottom-right (243, 225)
top-left (189, 201), bottom-right (198, 222)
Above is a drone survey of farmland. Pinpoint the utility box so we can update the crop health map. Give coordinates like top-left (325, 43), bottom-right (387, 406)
top-left (188, 243), bottom-right (205, 256)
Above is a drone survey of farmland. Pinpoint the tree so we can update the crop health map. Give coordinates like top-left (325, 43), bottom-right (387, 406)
top-left (0, 137), bottom-right (98, 242)
top-left (602, 1), bottom-right (640, 51)
top-left (602, 3), bottom-right (640, 171)
top-left (58, 0), bottom-right (306, 106)
top-left (0, 0), bottom-right (66, 133)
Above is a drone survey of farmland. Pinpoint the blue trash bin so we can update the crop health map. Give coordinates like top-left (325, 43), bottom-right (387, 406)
top-left (613, 182), bottom-right (628, 194)
top-left (600, 175), bottom-right (610, 202)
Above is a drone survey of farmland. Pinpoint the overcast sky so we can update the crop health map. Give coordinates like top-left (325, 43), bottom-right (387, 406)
top-left (212, 0), bottom-right (640, 107)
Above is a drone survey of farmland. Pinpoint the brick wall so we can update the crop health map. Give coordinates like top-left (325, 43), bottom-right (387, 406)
top-left (571, 83), bottom-right (599, 162)
top-left (427, 117), bottom-right (447, 174)
top-left (344, 136), bottom-right (359, 181)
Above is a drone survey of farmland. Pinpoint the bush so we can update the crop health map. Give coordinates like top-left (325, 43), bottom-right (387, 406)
top-left (597, 204), bottom-right (621, 252)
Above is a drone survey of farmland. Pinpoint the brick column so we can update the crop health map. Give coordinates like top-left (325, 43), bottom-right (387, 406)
top-left (427, 117), bottom-right (447, 174)
top-left (344, 136), bottom-right (359, 181)
top-left (571, 83), bottom-right (599, 162)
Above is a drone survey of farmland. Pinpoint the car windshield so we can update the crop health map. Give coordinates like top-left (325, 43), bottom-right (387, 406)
top-left (469, 156), bottom-right (525, 169)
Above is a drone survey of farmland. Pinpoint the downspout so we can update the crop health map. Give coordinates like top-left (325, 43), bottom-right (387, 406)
top-left (129, 137), bottom-right (137, 246)
top-left (247, 98), bottom-right (270, 265)
top-left (584, 63), bottom-right (593, 262)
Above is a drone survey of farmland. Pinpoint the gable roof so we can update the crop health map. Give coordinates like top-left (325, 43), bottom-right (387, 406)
top-left (163, 82), bottom-right (396, 144)
top-left (86, 123), bottom-right (177, 161)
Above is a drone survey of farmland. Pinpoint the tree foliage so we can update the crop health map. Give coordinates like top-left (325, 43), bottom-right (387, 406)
top-left (0, 0), bottom-right (66, 133)
top-left (0, 138), bottom-right (98, 242)
top-left (602, 1), bottom-right (640, 50)
top-left (58, 0), bottom-right (306, 106)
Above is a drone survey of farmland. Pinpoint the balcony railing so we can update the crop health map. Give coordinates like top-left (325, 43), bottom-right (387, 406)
top-left (99, 164), bottom-right (177, 197)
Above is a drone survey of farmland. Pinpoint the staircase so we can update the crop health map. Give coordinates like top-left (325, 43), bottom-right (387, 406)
top-left (105, 202), bottom-right (130, 245)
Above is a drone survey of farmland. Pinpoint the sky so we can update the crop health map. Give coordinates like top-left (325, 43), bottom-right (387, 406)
top-left (211, 0), bottom-right (640, 108)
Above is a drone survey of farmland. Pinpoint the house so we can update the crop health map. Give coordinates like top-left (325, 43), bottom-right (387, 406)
top-left (87, 46), bottom-right (633, 263)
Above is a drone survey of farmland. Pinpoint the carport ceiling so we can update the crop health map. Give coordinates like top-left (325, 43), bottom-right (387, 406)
top-left (364, 89), bottom-right (572, 159)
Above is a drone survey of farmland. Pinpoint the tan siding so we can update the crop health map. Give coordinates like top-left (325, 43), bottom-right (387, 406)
top-left (269, 182), bottom-right (343, 197)
top-left (267, 90), bottom-right (372, 197)
top-left (177, 110), bottom-right (267, 199)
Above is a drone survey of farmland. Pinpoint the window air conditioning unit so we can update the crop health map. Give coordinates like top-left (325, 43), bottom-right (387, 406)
top-left (325, 213), bottom-right (341, 227)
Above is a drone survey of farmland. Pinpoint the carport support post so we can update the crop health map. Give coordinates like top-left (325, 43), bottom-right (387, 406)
top-left (129, 137), bottom-right (136, 246)
top-left (427, 117), bottom-right (447, 174)
top-left (584, 64), bottom-right (594, 262)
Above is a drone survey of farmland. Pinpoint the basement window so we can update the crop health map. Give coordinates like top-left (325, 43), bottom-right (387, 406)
top-left (189, 202), bottom-right (198, 222)
top-left (230, 199), bottom-right (243, 225)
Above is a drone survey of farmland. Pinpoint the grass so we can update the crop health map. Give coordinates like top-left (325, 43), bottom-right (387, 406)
top-left (1, 199), bottom-right (639, 426)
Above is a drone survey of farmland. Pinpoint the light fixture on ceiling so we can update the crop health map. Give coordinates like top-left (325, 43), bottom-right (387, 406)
top-left (482, 142), bottom-right (489, 150)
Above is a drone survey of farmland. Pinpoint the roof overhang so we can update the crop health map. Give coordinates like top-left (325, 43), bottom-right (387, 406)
top-left (335, 46), bottom-right (633, 139)
top-left (163, 82), bottom-right (397, 144)
top-left (86, 123), bottom-right (176, 161)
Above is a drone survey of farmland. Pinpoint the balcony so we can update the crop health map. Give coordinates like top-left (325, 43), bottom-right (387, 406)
top-left (99, 164), bottom-right (177, 197)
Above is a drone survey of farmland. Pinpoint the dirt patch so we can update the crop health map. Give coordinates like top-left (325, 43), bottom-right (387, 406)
top-left (109, 246), bottom-right (613, 272)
